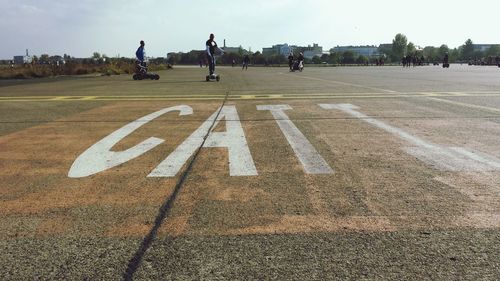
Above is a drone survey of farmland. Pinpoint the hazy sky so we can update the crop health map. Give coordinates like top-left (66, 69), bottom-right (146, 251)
top-left (1, 0), bottom-right (499, 59)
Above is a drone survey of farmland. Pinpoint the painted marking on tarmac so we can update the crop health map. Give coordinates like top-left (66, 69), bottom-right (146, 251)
top-left (283, 73), bottom-right (398, 93)
top-left (319, 103), bottom-right (500, 172)
top-left (149, 105), bottom-right (258, 177)
top-left (257, 105), bottom-right (334, 174)
top-left (68, 105), bottom-right (193, 178)
top-left (428, 97), bottom-right (500, 114)
top-left (81, 96), bottom-right (97, 100)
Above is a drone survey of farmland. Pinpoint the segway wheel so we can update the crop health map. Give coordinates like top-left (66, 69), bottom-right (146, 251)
top-left (206, 75), bottom-right (210, 82)
top-left (216, 75), bottom-right (220, 82)
top-left (155, 75), bottom-right (160, 80)
top-left (133, 74), bottom-right (138, 80)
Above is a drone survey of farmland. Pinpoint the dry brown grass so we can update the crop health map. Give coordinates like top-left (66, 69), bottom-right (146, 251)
top-left (0, 61), bottom-right (169, 79)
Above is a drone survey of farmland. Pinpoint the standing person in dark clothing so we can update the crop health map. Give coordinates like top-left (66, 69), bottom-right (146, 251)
top-left (442, 52), bottom-right (450, 68)
top-left (242, 55), bottom-right (250, 70)
top-left (288, 53), bottom-right (294, 71)
top-left (406, 54), bottom-right (412, 67)
top-left (206, 33), bottom-right (224, 78)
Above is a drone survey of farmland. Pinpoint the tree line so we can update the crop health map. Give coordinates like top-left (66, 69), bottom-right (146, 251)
top-left (385, 34), bottom-right (500, 64)
top-left (165, 36), bottom-right (498, 66)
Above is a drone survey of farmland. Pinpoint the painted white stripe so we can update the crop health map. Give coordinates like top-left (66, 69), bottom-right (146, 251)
top-left (428, 97), bottom-right (500, 114)
top-left (449, 147), bottom-right (500, 169)
top-left (257, 105), bottom-right (334, 174)
top-left (288, 74), bottom-right (397, 93)
top-left (149, 106), bottom-right (257, 177)
top-left (68, 105), bottom-right (193, 178)
top-left (319, 103), bottom-right (500, 172)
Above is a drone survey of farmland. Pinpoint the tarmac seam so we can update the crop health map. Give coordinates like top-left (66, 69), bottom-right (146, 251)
top-left (2, 116), bottom-right (500, 125)
top-left (3, 91), bottom-right (500, 102)
top-left (122, 90), bottom-right (230, 281)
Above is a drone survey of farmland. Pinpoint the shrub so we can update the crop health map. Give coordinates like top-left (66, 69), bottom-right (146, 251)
top-left (75, 68), bottom-right (88, 75)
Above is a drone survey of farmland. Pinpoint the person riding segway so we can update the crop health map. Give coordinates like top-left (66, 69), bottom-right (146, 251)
top-left (291, 52), bottom-right (304, 72)
top-left (205, 33), bottom-right (224, 82)
top-left (133, 40), bottom-right (160, 80)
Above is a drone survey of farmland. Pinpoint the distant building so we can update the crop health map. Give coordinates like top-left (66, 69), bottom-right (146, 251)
top-left (301, 43), bottom-right (323, 59)
top-left (262, 43), bottom-right (298, 56)
top-left (378, 43), bottom-right (393, 49)
top-left (13, 49), bottom-right (32, 64)
top-left (473, 44), bottom-right (498, 52)
top-left (262, 43), bottom-right (323, 58)
top-left (221, 39), bottom-right (249, 55)
top-left (330, 45), bottom-right (381, 57)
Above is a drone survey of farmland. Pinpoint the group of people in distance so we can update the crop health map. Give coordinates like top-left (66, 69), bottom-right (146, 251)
top-left (402, 54), bottom-right (427, 67)
top-left (288, 52), bottom-right (304, 72)
top-left (402, 53), bottom-right (451, 67)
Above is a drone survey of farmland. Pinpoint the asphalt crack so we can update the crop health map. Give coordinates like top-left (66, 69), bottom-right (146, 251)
top-left (122, 90), bottom-right (230, 281)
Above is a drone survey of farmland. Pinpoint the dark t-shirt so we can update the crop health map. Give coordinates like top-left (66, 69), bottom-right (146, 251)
top-left (206, 39), bottom-right (218, 56)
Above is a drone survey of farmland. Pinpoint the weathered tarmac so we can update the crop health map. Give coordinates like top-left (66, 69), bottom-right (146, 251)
top-left (0, 65), bottom-right (499, 280)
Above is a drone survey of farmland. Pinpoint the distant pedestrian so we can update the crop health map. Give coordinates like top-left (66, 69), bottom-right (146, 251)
top-left (242, 55), bottom-right (250, 70)
top-left (297, 52), bottom-right (304, 70)
top-left (288, 53), bottom-right (294, 71)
